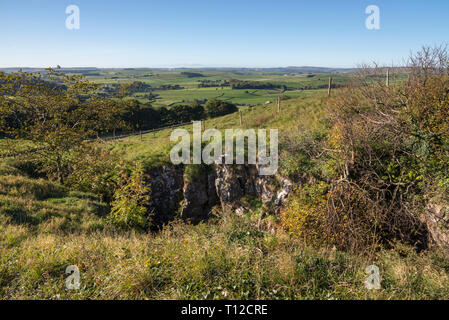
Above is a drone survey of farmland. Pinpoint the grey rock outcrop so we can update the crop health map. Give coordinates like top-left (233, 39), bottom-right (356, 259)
top-left (146, 163), bottom-right (294, 227)
top-left (180, 168), bottom-right (219, 223)
top-left (147, 166), bottom-right (184, 227)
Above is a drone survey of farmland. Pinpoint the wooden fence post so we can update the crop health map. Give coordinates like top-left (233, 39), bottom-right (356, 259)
top-left (239, 110), bottom-right (243, 125)
top-left (386, 68), bottom-right (390, 87)
top-left (277, 97), bottom-right (281, 113)
top-left (328, 77), bottom-right (333, 97)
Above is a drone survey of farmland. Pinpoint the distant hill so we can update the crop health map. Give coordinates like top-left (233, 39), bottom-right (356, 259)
top-left (176, 66), bottom-right (353, 74)
top-left (0, 67), bottom-right (100, 73)
top-left (0, 66), bottom-right (353, 74)
top-left (282, 66), bottom-right (353, 73)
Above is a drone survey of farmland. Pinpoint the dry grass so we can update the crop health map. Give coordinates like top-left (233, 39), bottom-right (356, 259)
top-left (1, 211), bottom-right (449, 300)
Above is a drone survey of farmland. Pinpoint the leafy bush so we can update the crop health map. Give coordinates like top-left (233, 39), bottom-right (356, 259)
top-left (280, 183), bottom-right (328, 247)
top-left (110, 163), bottom-right (151, 230)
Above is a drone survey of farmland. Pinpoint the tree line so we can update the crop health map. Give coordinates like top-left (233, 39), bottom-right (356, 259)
top-left (228, 79), bottom-right (286, 90)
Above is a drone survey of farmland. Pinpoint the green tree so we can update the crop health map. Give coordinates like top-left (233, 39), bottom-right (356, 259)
top-left (0, 68), bottom-right (124, 183)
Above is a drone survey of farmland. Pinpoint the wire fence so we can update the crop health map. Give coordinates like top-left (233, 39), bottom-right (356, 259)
top-left (100, 120), bottom-right (196, 141)
top-left (0, 120), bottom-right (198, 159)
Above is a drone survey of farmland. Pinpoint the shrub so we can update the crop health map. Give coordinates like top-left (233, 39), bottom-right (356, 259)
top-left (321, 46), bottom-right (449, 250)
top-left (282, 46), bottom-right (448, 252)
top-left (280, 183), bottom-right (328, 247)
top-left (110, 163), bottom-right (151, 230)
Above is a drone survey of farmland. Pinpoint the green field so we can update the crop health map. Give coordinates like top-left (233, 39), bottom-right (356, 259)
top-left (78, 68), bottom-right (350, 107)
top-left (135, 87), bottom-right (309, 107)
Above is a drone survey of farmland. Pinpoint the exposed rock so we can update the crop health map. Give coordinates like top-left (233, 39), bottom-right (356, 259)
top-left (181, 167), bottom-right (218, 223)
top-left (146, 163), bottom-right (294, 226)
top-left (235, 205), bottom-right (250, 216)
top-left (214, 162), bottom-right (282, 214)
top-left (215, 165), bottom-right (244, 204)
top-left (425, 203), bottom-right (449, 252)
top-left (207, 171), bottom-right (219, 205)
top-left (274, 178), bottom-right (294, 212)
top-left (255, 176), bottom-right (275, 203)
top-left (147, 166), bottom-right (184, 227)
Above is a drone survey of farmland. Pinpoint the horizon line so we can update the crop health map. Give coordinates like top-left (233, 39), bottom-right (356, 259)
top-left (0, 65), bottom-right (361, 70)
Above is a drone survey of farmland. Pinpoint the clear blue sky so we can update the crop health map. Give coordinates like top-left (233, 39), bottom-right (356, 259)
top-left (1, 0), bottom-right (448, 68)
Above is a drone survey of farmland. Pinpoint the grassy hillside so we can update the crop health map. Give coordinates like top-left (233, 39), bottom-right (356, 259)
top-left (2, 210), bottom-right (449, 299)
top-left (108, 90), bottom-right (326, 162)
top-left (2, 86), bottom-right (449, 299)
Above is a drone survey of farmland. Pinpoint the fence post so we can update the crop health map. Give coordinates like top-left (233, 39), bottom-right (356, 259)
top-left (239, 110), bottom-right (243, 126)
top-left (328, 77), bottom-right (333, 97)
top-left (277, 97), bottom-right (281, 113)
top-left (386, 68), bottom-right (390, 87)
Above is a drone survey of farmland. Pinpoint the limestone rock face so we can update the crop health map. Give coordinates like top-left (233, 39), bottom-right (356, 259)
top-left (215, 165), bottom-right (244, 205)
top-left (147, 166), bottom-right (184, 227)
top-left (207, 171), bottom-right (219, 205)
top-left (146, 163), bottom-right (294, 227)
top-left (213, 163), bottom-right (289, 214)
top-left (180, 168), bottom-right (218, 223)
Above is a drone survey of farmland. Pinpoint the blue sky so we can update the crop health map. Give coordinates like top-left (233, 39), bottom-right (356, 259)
top-left (1, 0), bottom-right (448, 68)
